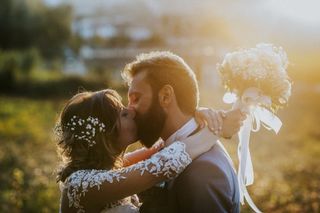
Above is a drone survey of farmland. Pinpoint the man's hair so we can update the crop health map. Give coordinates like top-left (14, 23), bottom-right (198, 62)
top-left (122, 51), bottom-right (199, 115)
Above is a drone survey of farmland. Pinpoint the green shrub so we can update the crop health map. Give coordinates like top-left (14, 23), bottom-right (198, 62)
top-left (0, 49), bottom-right (40, 91)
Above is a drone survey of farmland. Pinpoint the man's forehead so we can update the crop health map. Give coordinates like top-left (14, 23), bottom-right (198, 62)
top-left (131, 70), bottom-right (147, 84)
top-left (129, 71), bottom-right (149, 93)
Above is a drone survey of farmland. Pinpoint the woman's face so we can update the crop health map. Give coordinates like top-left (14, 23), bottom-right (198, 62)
top-left (115, 107), bottom-right (138, 150)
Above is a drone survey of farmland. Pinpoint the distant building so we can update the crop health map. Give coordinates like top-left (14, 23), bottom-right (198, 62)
top-left (58, 0), bottom-right (231, 88)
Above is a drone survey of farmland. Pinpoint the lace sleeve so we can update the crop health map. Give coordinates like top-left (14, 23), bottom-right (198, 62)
top-left (63, 141), bottom-right (191, 212)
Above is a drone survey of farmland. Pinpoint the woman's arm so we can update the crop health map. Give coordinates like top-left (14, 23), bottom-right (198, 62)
top-left (123, 141), bottom-right (164, 167)
top-left (61, 128), bottom-right (217, 212)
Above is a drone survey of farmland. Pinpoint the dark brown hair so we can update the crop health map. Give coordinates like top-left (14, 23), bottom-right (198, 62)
top-left (122, 51), bottom-right (199, 115)
top-left (55, 89), bottom-right (124, 182)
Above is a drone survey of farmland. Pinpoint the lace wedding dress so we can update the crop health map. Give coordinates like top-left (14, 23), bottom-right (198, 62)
top-left (60, 141), bottom-right (192, 213)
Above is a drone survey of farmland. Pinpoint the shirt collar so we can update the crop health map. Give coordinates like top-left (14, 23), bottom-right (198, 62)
top-left (165, 118), bottom-right (198, 145)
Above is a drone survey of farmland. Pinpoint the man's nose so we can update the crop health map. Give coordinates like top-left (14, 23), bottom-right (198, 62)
top-left (127, 101), bottom-right (136, 109)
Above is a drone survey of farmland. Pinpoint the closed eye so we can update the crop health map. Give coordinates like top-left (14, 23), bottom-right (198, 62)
top-left (121, 112), bottom-right (129, 117)
top-left (133, 96), bottom-right (140, 103)
top-left (129, 92), bottom-right (141, 105)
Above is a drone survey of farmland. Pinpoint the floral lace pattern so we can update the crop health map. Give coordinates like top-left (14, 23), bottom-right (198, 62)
top-left (63, 141), bottom-right (192, 212)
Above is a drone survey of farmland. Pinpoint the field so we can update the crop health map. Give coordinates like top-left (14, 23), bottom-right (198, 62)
top-left (0, 82), bottom-right (319, 212)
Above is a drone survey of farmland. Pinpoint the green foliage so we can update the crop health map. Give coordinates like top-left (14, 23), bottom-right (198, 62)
top-left (9, 75), bottom-right (111, 98)
top-left (0, 0), bottom-right (72, 59)
top-left (19, 49), bottom-right (40, 74)
top-left (0, 49), bottom-right (40, 91)
top-left (0, 52), bottom-right (18, 90)
top-left (0, 62), bottom-right (117, 98)
top-left (0, 97), bottom-right (61, 212)
top-left (35, 4), bottom-right (72, 59)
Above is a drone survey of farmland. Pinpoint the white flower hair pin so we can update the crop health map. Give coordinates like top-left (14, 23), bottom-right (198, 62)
top-left (55, 115), bottom-right (106, 147)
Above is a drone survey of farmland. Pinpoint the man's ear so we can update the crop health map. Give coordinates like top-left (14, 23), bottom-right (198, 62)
top-left (158, 85), bottom-right (174, 108)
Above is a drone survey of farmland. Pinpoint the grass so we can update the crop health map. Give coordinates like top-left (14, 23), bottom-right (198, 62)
top-left (0, 81), bottom-right (319, 212)
top-left (0, 96), bottom-right (63, 212)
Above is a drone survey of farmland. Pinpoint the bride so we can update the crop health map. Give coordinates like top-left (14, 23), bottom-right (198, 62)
top-left (56, 89), bottom-right (231, 213)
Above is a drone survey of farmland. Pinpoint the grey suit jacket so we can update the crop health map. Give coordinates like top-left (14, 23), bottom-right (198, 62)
top-left (167, 141), bottom-right (240, 213)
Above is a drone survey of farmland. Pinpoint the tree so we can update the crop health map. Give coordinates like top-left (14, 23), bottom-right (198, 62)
top-left (35, 4), bottom-right (72, 59)
top-left (0, 0), bottom-right (72, 59)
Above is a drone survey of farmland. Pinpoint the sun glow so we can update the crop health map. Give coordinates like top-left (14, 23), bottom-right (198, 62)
top-left (263, 0), bottom-right (320, 26)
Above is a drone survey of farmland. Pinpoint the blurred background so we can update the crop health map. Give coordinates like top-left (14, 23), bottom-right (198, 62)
top-left (0, 0), bottom-right (319, 212)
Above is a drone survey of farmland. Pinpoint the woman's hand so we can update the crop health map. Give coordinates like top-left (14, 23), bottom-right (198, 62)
top-left (195, 107), bottom-right (247, 138)
top-left (220, 109), bottom-right (246, 138)
top-left (195, 107), bottom-right (226, 136)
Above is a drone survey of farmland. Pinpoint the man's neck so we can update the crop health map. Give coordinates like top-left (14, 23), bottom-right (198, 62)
top-left (160, 112), bottom-right (193, 141)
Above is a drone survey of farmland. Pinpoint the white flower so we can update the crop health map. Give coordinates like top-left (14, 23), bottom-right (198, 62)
top-left (62, 116), bottom-right (108, 146)
top-left (217, 43), bottom-right (291, 110)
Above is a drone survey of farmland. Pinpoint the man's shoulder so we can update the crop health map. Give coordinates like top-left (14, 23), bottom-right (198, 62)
top-left (186, 142), bottom-right (235, 176)
top-left (173, 142), bottom-right (238, 192)
top-left (169, 142), bottom-right (240, 213)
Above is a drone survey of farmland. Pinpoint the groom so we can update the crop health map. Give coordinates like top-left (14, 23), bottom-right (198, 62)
top-left (122, 51), bottom-right (242, 213)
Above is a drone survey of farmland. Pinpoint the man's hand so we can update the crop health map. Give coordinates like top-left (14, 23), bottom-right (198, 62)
top-left (221, 109), bottom-right (247, 139)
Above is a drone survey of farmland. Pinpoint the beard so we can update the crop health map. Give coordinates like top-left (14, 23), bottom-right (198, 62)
top-left (135, 97), bottom-right (166, 148)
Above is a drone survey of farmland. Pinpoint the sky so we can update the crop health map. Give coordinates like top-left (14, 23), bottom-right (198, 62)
top-left (262, 0), bottom-right (320, 27)
top-left (43, 0), bottom-right (320, 50)
top-left (211, 0), bottom-right (320, 50)
top-left (43, 0), bottom-right (320, 30)
top-left (43, 0), bottom-right (320, 26)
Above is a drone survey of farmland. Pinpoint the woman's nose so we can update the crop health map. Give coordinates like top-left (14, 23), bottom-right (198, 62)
top-left (126, 107), bottom-right (136, 118)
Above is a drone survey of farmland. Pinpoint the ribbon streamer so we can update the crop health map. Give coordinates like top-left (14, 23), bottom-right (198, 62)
top-left (224, 87), bottom-right (282, 213)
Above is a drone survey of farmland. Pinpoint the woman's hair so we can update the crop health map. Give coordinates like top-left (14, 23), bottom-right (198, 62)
top-left (55, 89), bottom-right (124, 183)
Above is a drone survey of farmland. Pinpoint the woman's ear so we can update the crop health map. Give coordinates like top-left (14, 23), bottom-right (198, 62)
top-left (158, 85), bottom-right (174, 108)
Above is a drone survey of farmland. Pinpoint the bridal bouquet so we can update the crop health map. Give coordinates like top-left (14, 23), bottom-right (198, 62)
top-left (217, 43), bottom-right (292, 213)
top-left (217, 43), bottom-right (291, 112)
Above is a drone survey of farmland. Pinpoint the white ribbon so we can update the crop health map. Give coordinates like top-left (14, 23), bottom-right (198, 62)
top-left (224, 87), bottom-right (282, 213)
